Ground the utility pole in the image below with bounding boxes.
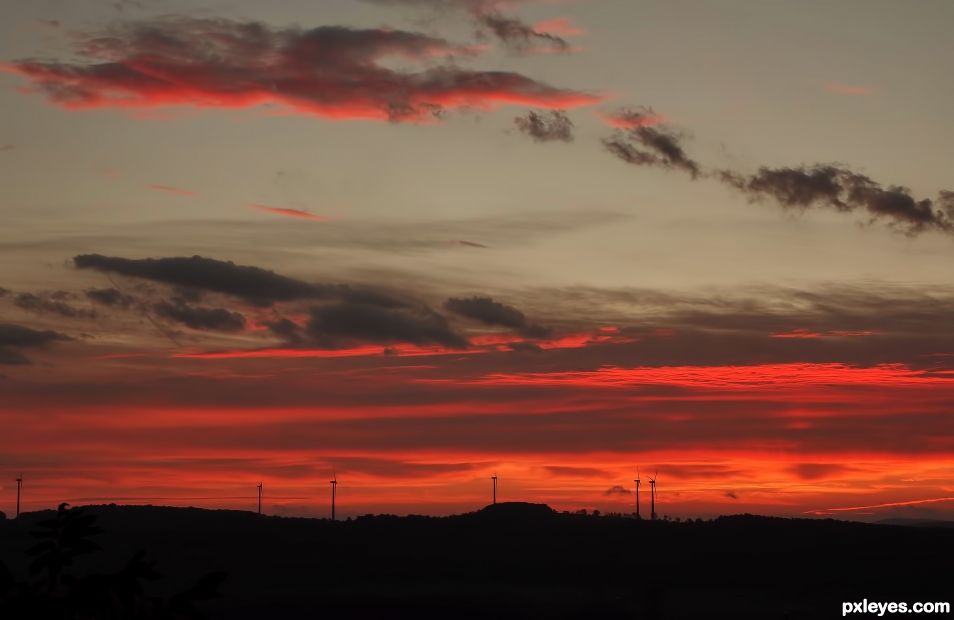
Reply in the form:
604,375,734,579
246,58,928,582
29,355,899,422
634,470,641,520
649,472,657,521
257,482,263,515
15,474,22,518
491,472,497,505
330,473,337,521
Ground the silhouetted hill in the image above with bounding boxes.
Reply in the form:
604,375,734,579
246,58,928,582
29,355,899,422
467,501,557,521
876,517,954,528
2,504,952,619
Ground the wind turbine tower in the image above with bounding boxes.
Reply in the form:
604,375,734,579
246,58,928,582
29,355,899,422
491,472,498,505
634,469,641,520
15,473,22,519
257,482,263,515
649,471,657,521
330,471,337,521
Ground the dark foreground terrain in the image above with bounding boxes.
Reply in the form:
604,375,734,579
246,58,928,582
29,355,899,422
1,502,952,619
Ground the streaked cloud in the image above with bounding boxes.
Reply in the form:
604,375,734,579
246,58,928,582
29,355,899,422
0,322,71,365
7,17,598,122
248,204,325,221
146,184,198,197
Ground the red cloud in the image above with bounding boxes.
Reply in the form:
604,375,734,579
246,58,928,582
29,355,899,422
600,109,669,129
6,17,600,122
771,329,875,339
770,329,822,339
476,363,954,390
249,204,325,221
533,17,586,37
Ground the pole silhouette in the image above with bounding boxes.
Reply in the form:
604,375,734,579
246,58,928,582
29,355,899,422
491,472,497,505
634,470,641,520
15,473,22,519
257,482,263,515
330,472,337,521
649,471,657,521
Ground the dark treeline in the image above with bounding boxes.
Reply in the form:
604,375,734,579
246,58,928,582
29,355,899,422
1,502,952,619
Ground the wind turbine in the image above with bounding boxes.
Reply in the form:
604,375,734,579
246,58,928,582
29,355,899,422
491,472,498,505
256,482,263,515
330,471,337,521
634,469,641,520
15,473,22,519
648,470,657,521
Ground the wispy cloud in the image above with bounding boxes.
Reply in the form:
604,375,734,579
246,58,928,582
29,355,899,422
809,496,954,515
534,17,586,38
362,0,573,54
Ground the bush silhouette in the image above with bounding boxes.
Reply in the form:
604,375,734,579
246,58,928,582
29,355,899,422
0,503,226,619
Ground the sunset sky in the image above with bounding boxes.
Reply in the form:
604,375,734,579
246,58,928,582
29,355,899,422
2,0,953,521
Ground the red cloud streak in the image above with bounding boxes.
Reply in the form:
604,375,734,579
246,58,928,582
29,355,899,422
533,17,586,37
2,358,953,518
248,204,325,221
600,110,669,129
5,18,600,122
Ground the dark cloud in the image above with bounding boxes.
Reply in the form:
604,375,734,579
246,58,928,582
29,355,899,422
172,287,204,303
724,491,739,500
454,240,488,248
154,299,246,332
0,323,71,365
445,296,524,327
603,107,701,178
362,0,569,54
0,323,70,348
508,341,542,352
471,282,954,371
13,292,96,319
604,485,631,495
514,109,574,142
789,463,854,481
0,349,30,365
444,296,550,338
478,13,568,54
719,165,954,235
599,105,950,236
939,190,954,217
307,301,468,349
74,253,422,311
9,17,596,122
85,287,136,308
74,254,329,306
263,318,305,344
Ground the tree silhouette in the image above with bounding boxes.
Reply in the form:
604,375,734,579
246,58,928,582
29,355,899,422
0,503,226,619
